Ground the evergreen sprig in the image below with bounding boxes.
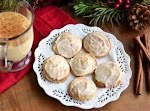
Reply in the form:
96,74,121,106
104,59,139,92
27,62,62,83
73,0,149,27
73,0,126,27
87,7,126,27
144,0,150,4
74,0,99,16
0,0,22,12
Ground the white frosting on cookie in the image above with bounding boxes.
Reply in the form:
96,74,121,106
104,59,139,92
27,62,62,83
83,32,111,57
43,55,70,81
70,52,97,76
69,77,97,101
53,32,82,58
95,62,122,88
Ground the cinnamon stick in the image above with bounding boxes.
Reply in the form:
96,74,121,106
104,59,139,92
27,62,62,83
133,37,143,95
142,34,150,92
134,35,150,63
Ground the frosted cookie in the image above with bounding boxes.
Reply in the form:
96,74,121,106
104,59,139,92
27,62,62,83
53,32,82,58
42,55,70,83
94,62,122,88
83,32,111,57
70,52,97,77
68,77,97,101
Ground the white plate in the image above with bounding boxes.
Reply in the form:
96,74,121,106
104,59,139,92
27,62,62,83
33,24,132,109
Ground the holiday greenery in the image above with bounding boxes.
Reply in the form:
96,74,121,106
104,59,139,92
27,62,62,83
73,0,150,30
0,0,22,11
0,0,150,30
0,0,70,11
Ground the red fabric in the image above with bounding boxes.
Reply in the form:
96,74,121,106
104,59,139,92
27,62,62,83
0,6,77,93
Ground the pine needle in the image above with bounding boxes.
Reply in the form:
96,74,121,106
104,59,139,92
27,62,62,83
143,0,150,4
0,0,22,12
73,0,99,16
73,0,126,27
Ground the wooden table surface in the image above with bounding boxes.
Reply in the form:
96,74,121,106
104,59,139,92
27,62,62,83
1,6,150,111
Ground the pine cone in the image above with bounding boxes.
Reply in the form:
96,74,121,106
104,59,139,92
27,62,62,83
128,3,150,30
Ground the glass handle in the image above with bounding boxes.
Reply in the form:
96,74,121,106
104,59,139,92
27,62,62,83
0,42,8,71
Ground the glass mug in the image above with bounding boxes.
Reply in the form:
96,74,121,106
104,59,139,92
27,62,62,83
0,0,34,72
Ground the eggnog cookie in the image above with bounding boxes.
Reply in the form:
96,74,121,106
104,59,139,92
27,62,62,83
68,77,97,101
42,55,70,83
94,62,122,88
83,32,111,57
53,32,82,58
70,52,97,77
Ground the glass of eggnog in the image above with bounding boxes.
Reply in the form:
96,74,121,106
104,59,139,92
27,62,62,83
0,0,34,72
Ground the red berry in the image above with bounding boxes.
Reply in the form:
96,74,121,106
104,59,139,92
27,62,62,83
124,4,130,9
114,3,120,9
117,0,123,4
125,0,130,4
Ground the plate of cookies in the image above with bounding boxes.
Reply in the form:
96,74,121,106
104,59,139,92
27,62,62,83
33,24,132,109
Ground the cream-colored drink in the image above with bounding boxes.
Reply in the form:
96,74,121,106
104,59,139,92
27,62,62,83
0,12,33,62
